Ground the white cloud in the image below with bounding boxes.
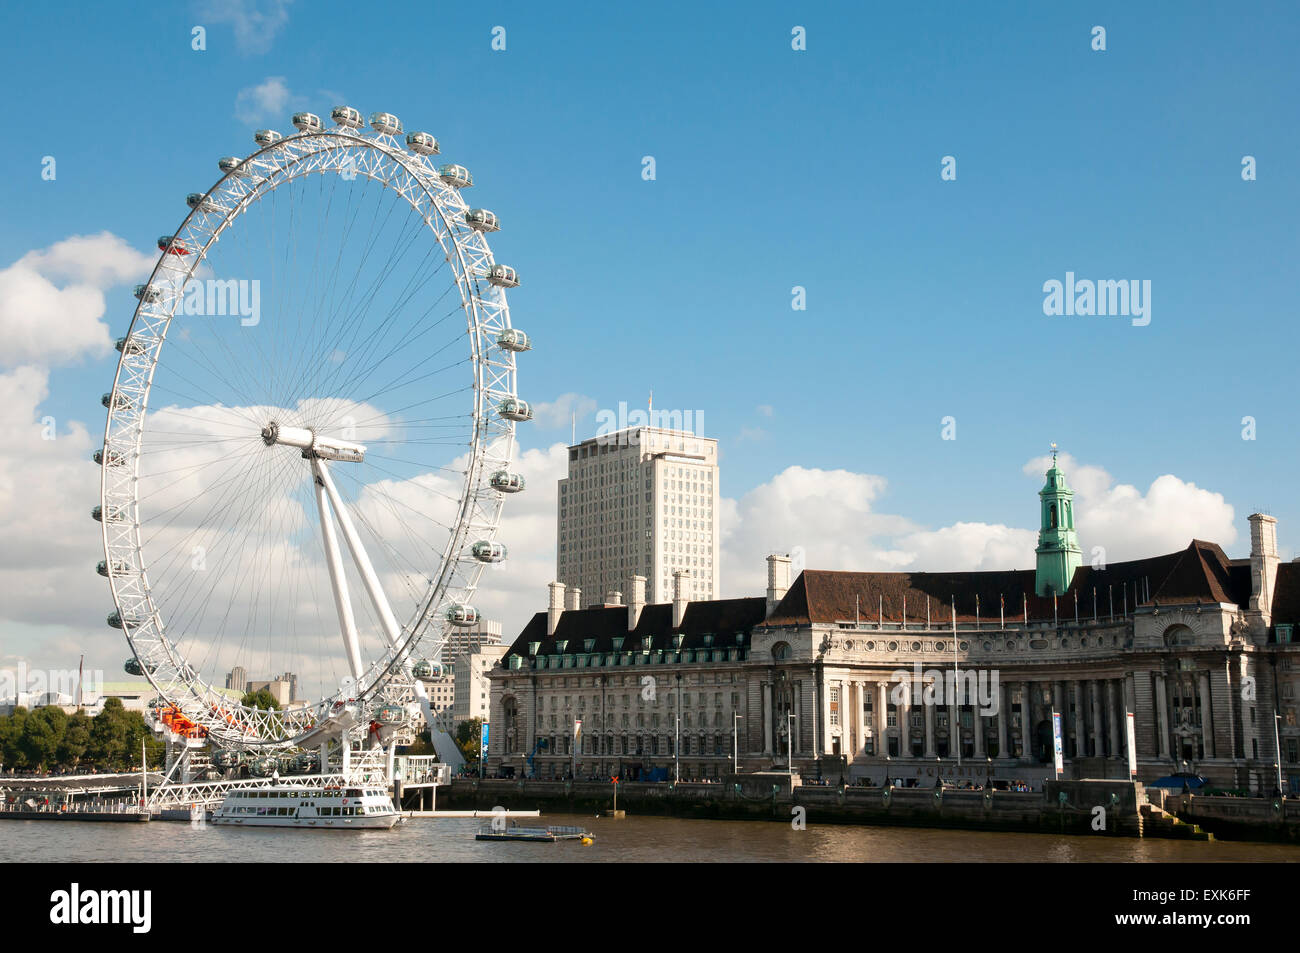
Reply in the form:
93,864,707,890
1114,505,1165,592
531,393,597,431
1021,453,1237,562
234,76,297,125
200,0,293,55
721,457,1239,598
0,233,153,368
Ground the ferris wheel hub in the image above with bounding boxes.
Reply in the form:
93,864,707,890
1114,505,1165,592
262,421,366,462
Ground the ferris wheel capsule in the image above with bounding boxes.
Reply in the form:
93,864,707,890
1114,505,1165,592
496,328,530,352
107,610,140,630
464,208,499,232
412,660,440,679
489,470,526,493
115,335,144,355
133,283,162,303
485,264,519,288
376,705,410,726
497,397,532,422
157,236,190,256
101,392,132,410
97,559,131,577
218,156,252,177
445,604,480,627
471,540,507,563
124,657,155,676
92,504,124,523
292,111,323,132
369,112,403,136
254,129,283,147
405,131,440,155
438,164,473,188
331,105,364,128
93,448,125,467
186,193,221,213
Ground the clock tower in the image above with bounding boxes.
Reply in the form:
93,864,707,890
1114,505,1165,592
1035,445,1082,597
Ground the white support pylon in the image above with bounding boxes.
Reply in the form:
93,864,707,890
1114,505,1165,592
312,460,365,680
315,458,403,648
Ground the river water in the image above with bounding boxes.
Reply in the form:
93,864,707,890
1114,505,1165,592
4,814,1299,862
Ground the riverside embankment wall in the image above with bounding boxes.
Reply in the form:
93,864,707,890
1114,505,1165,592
442,776,1144,837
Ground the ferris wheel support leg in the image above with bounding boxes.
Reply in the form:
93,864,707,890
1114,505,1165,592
314,458,403,648
311,459,364,680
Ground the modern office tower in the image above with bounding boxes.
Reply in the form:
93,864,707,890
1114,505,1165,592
557,425,719,606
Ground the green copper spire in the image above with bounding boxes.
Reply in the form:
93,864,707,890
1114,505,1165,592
1035,443,1082,597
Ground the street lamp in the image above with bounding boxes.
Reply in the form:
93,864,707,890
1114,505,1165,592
733,713,744,775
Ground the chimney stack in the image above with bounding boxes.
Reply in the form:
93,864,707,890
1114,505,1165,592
766,553,792,617
565,587,582,611
547,581,566,636
605,590,623,606
673,570,690,628
1248,513,1280,619
628,575,646,631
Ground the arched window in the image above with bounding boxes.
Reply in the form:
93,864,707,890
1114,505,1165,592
772,641,791,661
1049,503,1058,528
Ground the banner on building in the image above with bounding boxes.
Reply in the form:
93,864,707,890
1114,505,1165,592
1126,712,1137,778
1051,711,1064,779
480,722,489,760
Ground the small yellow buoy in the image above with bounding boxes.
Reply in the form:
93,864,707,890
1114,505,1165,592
581,836,593,845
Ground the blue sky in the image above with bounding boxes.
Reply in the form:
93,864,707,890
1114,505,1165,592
1,0,1296,674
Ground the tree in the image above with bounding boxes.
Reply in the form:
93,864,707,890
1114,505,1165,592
0,707,29,771
89,697,132,769
455,717,484,764
21,706,68,771
58,710,92,768
241,688,281,711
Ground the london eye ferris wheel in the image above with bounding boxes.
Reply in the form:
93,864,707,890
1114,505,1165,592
96,106,531,752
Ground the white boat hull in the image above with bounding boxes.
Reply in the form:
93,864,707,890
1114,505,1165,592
212,813,399,830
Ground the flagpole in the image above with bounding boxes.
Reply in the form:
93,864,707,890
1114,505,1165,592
953,596,960,769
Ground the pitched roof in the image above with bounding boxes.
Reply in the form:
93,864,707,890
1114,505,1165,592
501,597,767,663
762,540,1253,627
1273,561,1300,627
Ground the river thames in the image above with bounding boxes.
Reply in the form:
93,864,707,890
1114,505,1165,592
5,814,1299,863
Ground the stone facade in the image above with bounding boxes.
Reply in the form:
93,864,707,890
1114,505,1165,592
489,510,1300,792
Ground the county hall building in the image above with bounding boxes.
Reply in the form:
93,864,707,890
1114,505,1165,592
486,456,1299,792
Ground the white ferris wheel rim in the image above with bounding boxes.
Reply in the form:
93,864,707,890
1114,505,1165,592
98,114,521,749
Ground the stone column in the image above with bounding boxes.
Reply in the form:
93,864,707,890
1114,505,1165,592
899,677,912,758
1198,671,1213,759
1020,683,1034,761
1154,674,1171,760
763,682,773,754
877,681,888,756
1107,680,1120,757
1090,681,1103,757
996,683,1009,759
1072,680,1086,760
923,683,935,758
